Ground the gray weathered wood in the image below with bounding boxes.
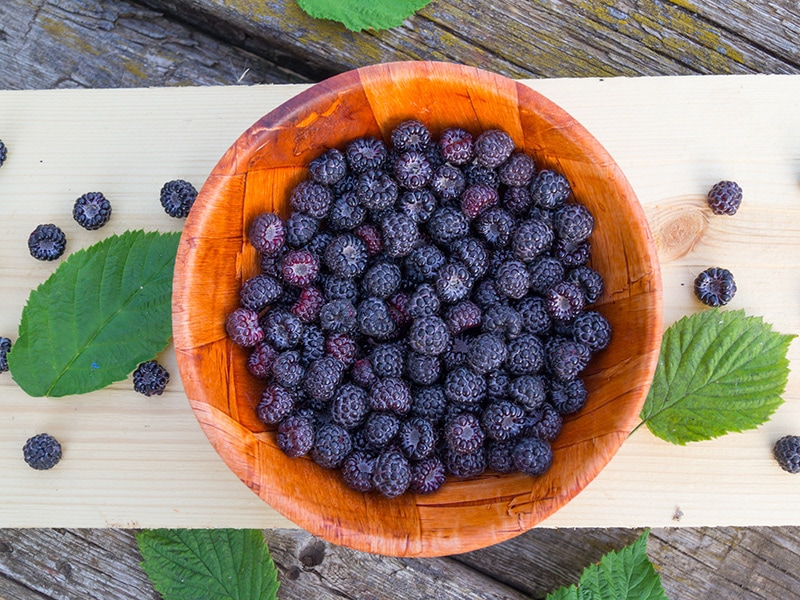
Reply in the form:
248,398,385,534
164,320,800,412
0,0,311,90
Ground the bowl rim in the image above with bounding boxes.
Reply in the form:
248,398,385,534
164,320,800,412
173,60,664,557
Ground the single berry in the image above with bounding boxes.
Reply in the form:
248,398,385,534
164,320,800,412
486,368,511,401
261,309,304,350
508,374,547,411
773,435,800,474
257,384,295,424
311,423,352,469
319,299,357,334
393,151,433,190
132,360,170,396
427,207,469,246
323,276,358,303
290,180,332,219
226,308,264,347
445,301,482,335
451,237,489,279
466,333,508,375
370,343,407,379
303,356,344,402
513,437,553,476
444,447,486,479
0,139,7,167
240,274,283,311
554,204,594,243
361,261,401,299
512,219,554,263
405,244,446,284
398,417,437,460
354,223,383,256
281,249,320,287
546,337,591,381
364,411,401,448
387,291,411,328
481,304,523,340
472,279,502,311
445,411,485,454
371,449,412,498
523,404,563,442
550,378,589,415
707,180,742,215
572,310,612,351
475,207,515,247
464,163,500,188
284,212,320,248
351,358,377,389
474,129,514,168
391,119,431,152
553,238,591,267
430,163,466,201
160,179,197,218
516,296,552,335
439,127,474,165
498,152,536,187
325,333,357,366
0,337,12,372
356,297,396,339
444,366,486,406
567,266,605,304
341,451,375,492
694,267,736,307
506,334,546,376
529,256,565,295
486,440,517,473
482,400,526,441
356,169,398,211
407,284,441,318
346,137,387,173
324,234,368,279
434,261,473,304
28,223,66,261
73,192,112,230
503,185,533,215
530,170,570,209
398,189,437,223
460,184,499,220
442,335,470,370
291,285,325,323
272,350,305,387
380,212,418,258
23,433,62,470
410,456,447,494
309,148,347,185
328,192,367,232
248,212,285,256
277,415,314,458
408,315,451,356
405,352,441,385
369,377,412,415
546,280,586,321
495,260,531,300
330,383,370,429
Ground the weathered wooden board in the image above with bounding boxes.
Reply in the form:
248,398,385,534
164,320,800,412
0,75,799,531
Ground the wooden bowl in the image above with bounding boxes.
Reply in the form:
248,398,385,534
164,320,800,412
172,61,663,557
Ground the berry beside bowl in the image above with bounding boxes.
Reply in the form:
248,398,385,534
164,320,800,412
172,61,663,557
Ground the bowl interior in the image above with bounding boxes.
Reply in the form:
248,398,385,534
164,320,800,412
172,61,663,557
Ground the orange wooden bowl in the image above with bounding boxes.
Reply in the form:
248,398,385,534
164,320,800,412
172,61,663,557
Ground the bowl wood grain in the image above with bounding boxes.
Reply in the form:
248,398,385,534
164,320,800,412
172,61,663,557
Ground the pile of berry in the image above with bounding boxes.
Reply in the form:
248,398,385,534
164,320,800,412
226,120,611,498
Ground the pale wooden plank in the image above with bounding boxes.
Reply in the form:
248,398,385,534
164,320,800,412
0,76,799,530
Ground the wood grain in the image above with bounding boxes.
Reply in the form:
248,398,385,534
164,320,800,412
0,75,799,536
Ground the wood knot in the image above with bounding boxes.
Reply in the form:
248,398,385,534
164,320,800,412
298,539,326,568
646,196,709,263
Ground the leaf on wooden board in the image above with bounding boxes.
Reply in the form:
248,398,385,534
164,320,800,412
296,0,432,31
8,230,180,397
546,530,667,600
639,308,795,445
137,529,280,600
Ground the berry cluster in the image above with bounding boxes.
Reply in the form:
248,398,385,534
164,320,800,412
227,121,612,498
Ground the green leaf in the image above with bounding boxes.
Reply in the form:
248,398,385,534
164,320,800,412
8,230,180,397
639,308,795,445
546,530,667,600
137,529,279,600
296,0,432,31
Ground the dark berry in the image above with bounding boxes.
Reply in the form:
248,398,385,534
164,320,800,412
513,437,553,476
351,358,377,389
572,310,612,351
132,360,170,396
412,386,448,423
387,291,411,328
398,189,437,223
160,179,197,218
694,267,736,307
546,281,585,323
380,212,418,258
319,299,357,334
434,261,473,304
445,411,485,454
707,180,742,215
410,456,447,494
226,308,264,347
391,119,431,152
281,249,320,287
285,212,320,248
0,337,11,372
341,451,375,492
444,447,486,479
277,415,314,458
427,207,469,246
409,315,451,356
503,186,533,215
482,401,526,441
393,151,433,190
530,169,570,209
498,152,536,187
328,192,367,232
472,279,503,311
464,163,500,188
0,139,7,167
28,223,66,261
407,284,441,318
357,297,396,339
445,301,482,335
311,423,352,469
550,378,588,415
291,286,325,323
354,223,383,256
524,403,563,442
364,411,401,448
567,266,605,304
240,274,283,311
325,333,357,366
305,231,334,259
486,368,511,401
773,435,800,474
466,333,508,375
512,219,554,263
486,440,517,473
23,433,62,470
481,304,523,340
361,261,401,299
73,192,112,230
444,366,486,406
323,276,359,303
529,256,565,295
460,184,499,220
304,356,344,402
554,204,594,243
508,374,548,411
495,260,531,300
356,169,397,211
272,350,305,387
309,148,347,185
405,245,446,284
546,337,591,381
405,351,441,385
442,335,471,370
369,377,412,415
474,129,514,168
257,384,295,424
260,250,287,282
324,234,368,279
516,296,552,335
345,137,387,174
399,417,437,460
506,334,545,376
290,180,332,219
475,207,515,247
439,127,474,165
372,449,412,498
451,238,489,279
553,238,591,267
430,163,466,201
370,343,407,378
330,383,370,429
261,309,304,350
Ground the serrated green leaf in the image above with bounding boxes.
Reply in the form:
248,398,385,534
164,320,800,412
137,529,279,600
546,531,667,600
296,0,432,31
640,309,795,445
8,230,180,397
